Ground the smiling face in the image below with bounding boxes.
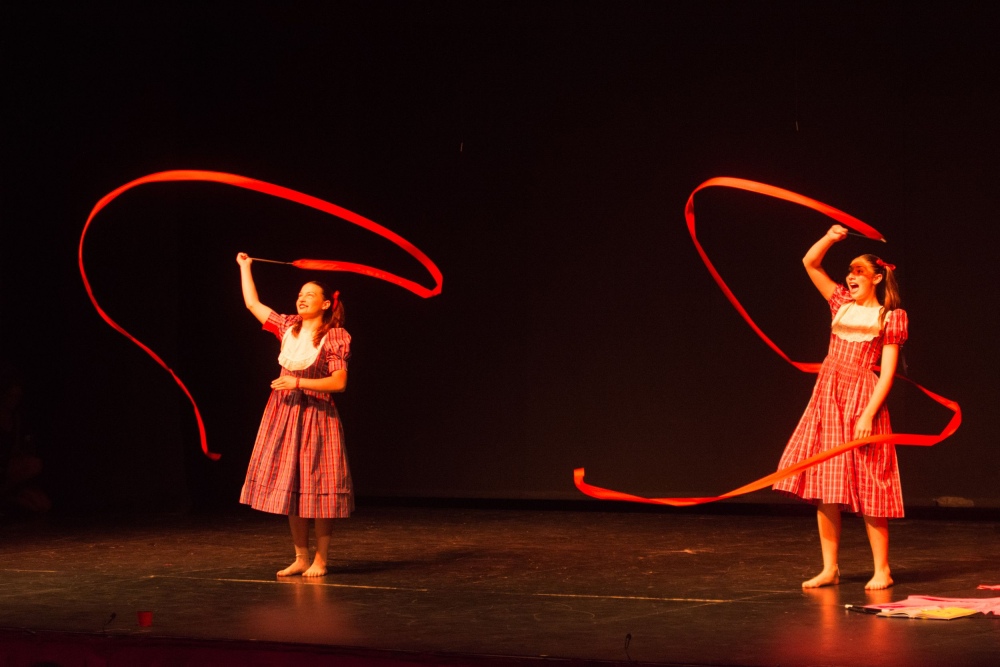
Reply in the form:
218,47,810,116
296,282,331,319
846,257,883,304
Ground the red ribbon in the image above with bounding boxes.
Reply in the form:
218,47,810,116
79,170,443,460
575,177,961,506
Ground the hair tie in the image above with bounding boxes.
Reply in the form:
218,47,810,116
331,290,340,310
876,258,896,272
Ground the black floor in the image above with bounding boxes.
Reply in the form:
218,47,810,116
1,504,998,666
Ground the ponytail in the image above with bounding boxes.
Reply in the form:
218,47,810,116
861,254,900,327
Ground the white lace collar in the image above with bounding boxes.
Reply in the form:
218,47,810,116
832,302,883,342
278,328,321,370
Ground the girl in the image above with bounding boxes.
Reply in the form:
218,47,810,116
773,225,907,591
236,252,353,577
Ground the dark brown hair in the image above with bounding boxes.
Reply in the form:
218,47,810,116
857,254,900,327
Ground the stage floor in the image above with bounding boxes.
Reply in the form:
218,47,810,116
1,504,998,666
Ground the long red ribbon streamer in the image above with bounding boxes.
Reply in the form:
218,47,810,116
575,177,961,506
79,170,444,460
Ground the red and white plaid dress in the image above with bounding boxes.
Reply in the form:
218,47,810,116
240,312,354,518
773,285,908,517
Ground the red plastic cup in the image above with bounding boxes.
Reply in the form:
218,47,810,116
137,611,153,627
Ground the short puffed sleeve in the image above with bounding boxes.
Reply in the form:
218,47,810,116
883,309,908,346
322,328,352,374
829,284,852,318
262,312,301,341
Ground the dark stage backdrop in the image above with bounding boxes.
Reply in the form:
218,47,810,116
3,2,997,514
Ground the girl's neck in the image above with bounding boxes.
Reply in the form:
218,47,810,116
854,294,881,308
299,316,323,332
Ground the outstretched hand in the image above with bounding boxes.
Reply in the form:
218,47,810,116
237,252,252,267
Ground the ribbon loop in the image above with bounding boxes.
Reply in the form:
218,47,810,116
80,170,443,459
575,178,960,505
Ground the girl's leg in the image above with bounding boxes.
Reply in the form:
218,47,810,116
277,514,312,576
803,503,841,588
303,518,332,577
863,515,893,590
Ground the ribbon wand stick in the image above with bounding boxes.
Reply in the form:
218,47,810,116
248,256,293,265
846,230,887,242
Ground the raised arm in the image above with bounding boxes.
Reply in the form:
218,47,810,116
802,225,848,300
236,253,275,324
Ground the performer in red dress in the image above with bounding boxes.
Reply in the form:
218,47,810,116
773,225,907,590
236,252,353,577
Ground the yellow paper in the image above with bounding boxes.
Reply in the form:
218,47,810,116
877,606,979,620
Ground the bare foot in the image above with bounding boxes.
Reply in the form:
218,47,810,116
802,568,840,588
277,556,310,577
865,570,893,590
302,558,327,577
